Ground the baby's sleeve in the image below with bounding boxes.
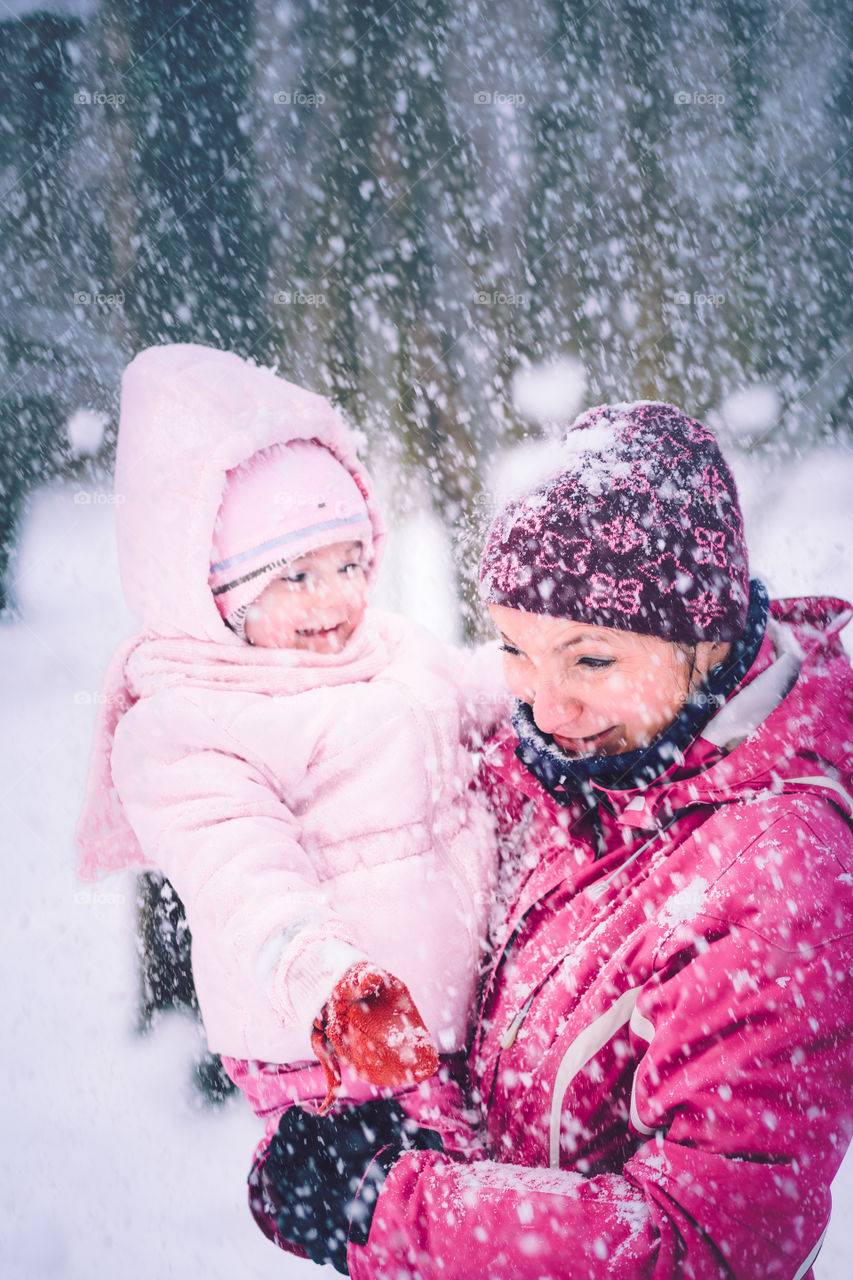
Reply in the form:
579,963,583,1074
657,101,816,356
111,691,364,1056
452,639,512,744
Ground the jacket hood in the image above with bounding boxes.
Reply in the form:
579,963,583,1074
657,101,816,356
702,595,853,812
114,343,385,644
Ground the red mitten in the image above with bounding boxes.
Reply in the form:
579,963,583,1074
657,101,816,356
311,961,439,1112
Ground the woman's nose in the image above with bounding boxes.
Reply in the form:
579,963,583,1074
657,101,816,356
530,674,584,736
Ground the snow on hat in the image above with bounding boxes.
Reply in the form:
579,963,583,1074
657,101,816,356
209,440,374,639
480,401,749,642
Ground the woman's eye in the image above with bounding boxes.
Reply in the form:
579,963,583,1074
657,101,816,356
500,643,523,657
577,656,615,670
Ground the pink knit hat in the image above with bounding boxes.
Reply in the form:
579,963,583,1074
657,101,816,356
209,440,374,639
480,401,749,642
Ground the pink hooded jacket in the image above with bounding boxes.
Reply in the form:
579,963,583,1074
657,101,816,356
344,597,853,1280
76,344,503,1064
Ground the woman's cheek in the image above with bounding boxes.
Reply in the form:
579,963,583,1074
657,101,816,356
603,668,633,706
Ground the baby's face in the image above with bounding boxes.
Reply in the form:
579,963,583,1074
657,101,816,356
243,540,368,652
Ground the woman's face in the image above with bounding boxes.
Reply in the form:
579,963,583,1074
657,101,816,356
489,603,730,756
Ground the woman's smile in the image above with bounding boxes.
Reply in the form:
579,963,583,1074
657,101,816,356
552,725,621,755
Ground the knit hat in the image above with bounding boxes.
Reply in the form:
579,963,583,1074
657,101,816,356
209,440,374,639
480,401,749,642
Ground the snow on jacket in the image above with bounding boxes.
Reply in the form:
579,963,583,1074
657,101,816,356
76,343,503,1063
346,596,853,1280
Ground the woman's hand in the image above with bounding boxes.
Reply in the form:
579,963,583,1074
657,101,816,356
261,1098,444,1273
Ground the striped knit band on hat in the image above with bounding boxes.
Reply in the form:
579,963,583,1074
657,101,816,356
480,401,749,643
209,440,374,640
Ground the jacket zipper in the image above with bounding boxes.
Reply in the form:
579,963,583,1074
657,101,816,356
484,813,688,1114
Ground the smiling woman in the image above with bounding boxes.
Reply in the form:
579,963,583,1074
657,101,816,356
260,400,853,1280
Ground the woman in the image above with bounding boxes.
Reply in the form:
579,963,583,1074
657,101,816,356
250,401,853,1279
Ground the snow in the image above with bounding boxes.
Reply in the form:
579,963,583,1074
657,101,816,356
3,466,852,1277
66,407,108,457
1,484,308,1279
485,437,575,508
732,446,853,640
716,384,781,443
660,877,710,927
378,500,462,644
511,358,587,426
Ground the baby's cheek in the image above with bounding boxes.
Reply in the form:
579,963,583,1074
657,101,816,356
245,600,290,648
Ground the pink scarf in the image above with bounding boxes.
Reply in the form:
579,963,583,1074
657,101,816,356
75,620,394,880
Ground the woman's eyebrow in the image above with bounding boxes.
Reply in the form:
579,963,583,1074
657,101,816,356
556,633,613,652
497,630,523,650
497,630,616,652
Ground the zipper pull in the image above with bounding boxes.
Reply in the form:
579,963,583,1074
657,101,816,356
500,992,536,1049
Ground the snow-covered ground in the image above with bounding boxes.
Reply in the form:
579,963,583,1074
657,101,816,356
2,437,852,1276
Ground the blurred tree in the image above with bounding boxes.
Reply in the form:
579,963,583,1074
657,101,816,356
119,0,269,355
113,0,267,1096
249,0,850,625
0,12,114,611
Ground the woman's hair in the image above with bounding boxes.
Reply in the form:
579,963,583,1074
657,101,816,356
480,401,749,643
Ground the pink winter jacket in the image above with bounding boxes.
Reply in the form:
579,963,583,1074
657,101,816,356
346,597,853,1280
76,344,503,1065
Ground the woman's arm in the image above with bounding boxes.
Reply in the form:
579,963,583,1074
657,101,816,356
346,806,853,1279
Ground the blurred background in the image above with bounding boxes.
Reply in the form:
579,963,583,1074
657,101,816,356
1,1,851,1276
1,0,852,623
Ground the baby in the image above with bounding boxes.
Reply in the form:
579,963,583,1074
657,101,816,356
76,344,501,1143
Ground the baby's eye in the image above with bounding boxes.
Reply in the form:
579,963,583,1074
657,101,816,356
577,656,615,669
340,562,362,576
283,571,306,585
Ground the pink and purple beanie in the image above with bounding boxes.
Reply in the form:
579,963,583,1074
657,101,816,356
209,440,374,639
480,401,749,643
